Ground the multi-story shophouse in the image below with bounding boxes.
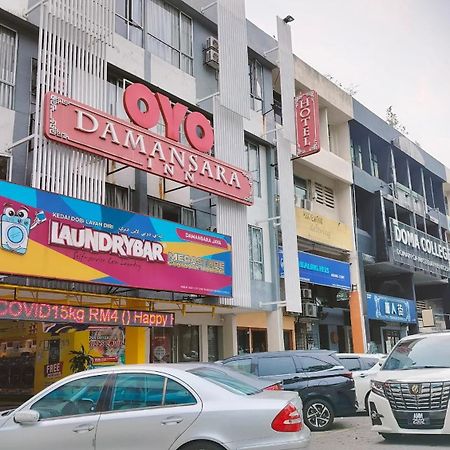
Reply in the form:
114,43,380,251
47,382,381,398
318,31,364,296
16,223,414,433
351,100,450,353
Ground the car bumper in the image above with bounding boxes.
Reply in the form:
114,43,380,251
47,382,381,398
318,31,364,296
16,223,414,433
369,392,450,434
233,427,311,450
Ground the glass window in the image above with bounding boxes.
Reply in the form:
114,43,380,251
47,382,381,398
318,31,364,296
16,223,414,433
111,373,164,410
258,356,296,376
146,0,193,75
207,326,222,362
249,59,263,112
0,155,10,180
248,226,264,280
294,177,308,206
298,356,335,373
245,141,261,197
351,142,363,169
0,24,17,109
371,152,379,178
361,357,379,371
105,183,131,210
32,375,108,419
188,368,260,395
177,325,200,362
164,378,196,405
148,197,196,226
115,0,143,46
339,357,361,372
223,358,253,374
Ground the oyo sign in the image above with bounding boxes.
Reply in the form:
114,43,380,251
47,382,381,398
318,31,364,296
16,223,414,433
43,84,253,205
295,90,320,158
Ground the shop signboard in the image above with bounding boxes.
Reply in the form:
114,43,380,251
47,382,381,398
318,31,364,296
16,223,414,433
0,180,232,296
295,90,320,157
43,85,253,205
0,300,175,327
279,251,351,290
389,218,449,278
366,292,417,324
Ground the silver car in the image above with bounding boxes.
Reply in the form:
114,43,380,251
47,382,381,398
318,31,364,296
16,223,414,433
0,363,310,450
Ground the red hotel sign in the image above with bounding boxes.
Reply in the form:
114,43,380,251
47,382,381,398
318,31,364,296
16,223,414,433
43,84,253,205
0,300,175,328
295,90,320,157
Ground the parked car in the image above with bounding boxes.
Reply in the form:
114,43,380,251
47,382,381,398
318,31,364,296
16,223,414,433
0,363,310,450
222,350,357,431
369,332,450,440
336,353,385,412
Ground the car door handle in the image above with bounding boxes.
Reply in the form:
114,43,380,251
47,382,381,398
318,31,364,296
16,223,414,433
161,416,183,425
73,424,95,433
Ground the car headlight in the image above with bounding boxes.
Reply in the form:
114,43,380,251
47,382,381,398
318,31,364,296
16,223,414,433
371,380,385,398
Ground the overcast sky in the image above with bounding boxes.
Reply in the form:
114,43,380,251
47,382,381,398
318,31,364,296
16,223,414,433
245,0,450,170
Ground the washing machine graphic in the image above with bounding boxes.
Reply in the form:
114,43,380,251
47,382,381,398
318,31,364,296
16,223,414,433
1,206,32,255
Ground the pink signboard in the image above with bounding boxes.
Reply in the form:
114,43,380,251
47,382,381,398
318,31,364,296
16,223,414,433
295,90,321,158
43,86,253,205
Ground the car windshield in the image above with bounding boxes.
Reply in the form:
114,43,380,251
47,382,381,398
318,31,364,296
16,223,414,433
188,368,261,395
383,335,450,370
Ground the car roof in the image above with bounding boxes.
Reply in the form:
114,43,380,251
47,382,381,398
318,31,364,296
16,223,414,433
398,331,450,342
336,353,384,359
225,349,337,359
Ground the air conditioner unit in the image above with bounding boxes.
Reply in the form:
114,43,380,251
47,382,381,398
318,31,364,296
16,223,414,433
303,302,318,318
205,48,219,70
300,198,312,210
301,288,312,299
206,36,219,51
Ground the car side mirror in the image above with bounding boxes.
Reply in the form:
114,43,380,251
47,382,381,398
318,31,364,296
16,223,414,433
14,410,40,424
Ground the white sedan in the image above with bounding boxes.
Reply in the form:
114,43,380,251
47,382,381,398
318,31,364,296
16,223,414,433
0,363,310,450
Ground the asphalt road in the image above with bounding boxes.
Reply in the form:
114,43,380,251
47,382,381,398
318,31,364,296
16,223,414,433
310,415,450,449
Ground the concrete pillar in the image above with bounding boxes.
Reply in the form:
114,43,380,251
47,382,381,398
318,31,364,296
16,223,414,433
200,324,209,362
266,308,284,351
125,327,149,364
222,314,237,358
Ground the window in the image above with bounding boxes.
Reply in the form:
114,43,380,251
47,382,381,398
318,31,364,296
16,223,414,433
351,141,363,168
105,183,132,210
110,373,195,410
258,356,296,376
361,357,379,371
115,0,143,46
107,77,132,119
32,375,108,419
148,196,196,226
0,155,10,180
273,91,282,125
297,356,335,373
314,182,335,208
371,152,379,178
177,324,200,362
207,326,222,362
249,59,263,112
248,225,264,280
245,141,261,197
0,24,17,109
339,357,361,372
223,358,253,375
294,177,309,206
147,0,193,75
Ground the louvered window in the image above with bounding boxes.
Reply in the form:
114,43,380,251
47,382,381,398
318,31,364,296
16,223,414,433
315,182,335,208
0,24,17,109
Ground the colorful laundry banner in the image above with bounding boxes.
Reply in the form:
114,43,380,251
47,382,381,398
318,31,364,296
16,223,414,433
0,181,232,297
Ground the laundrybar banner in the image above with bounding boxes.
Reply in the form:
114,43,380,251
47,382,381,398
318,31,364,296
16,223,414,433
0,300,174,327
366,293,417,324
389,218,449,278
279,250,351,290
0,181,232,296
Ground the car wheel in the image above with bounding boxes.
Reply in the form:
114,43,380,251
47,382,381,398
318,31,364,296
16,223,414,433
180,441,224,450
303,399,335,431
380,433,400,441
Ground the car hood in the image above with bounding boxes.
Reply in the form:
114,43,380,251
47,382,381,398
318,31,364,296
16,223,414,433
373,368,450,383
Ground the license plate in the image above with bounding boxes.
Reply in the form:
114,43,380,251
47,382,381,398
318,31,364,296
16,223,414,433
408,412,430,426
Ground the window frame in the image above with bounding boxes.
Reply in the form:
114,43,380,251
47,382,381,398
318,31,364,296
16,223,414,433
245,140,261,198
249,58,264,112
115,0,144,47
0,23,18,110
248,225,264,281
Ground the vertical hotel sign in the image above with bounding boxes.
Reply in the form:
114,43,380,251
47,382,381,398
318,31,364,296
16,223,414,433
295,91,320,157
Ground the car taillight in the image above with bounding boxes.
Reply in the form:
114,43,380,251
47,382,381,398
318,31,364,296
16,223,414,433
343,371,353,379
271,403,303,432
264,383,282,391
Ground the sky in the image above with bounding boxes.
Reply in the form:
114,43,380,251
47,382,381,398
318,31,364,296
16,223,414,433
245,0,450,170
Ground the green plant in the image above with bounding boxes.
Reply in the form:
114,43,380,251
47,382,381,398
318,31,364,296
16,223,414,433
69,345,94,373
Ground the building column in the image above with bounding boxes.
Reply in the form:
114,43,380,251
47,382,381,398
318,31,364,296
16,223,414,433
349,290,365,353
200,324,209,362
266,308,284,351
125,327,149,364
222,314,237,358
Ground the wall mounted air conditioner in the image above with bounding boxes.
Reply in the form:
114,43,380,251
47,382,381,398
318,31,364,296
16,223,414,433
206,36,219,51
301,288,312,299
300,198,312,210
205,48,219,70
303,302,318,318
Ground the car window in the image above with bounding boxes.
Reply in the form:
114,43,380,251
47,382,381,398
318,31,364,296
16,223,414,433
111,373,195,411
31,374,108,419
297,356,335,373
361,358,379,371
339,357,361,371
222,358,253,374
258,356,296,376
189,367,261,395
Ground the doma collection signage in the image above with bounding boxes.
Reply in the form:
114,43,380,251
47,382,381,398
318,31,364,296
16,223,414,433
43,84,253,205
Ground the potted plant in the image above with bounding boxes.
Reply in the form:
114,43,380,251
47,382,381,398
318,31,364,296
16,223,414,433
69,345,94,373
